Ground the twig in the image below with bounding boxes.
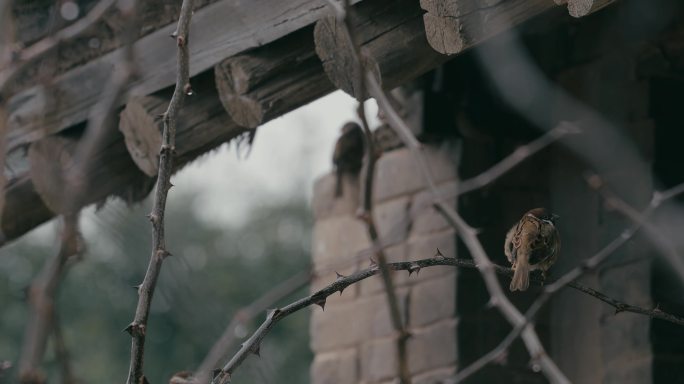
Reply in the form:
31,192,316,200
458,121,580,195
52,311,76,384
210,254,684,384
18,214,82,383
16,3,140,380
360,56,570,384
0,0,118,96
194,270,310,383
335,0,412,380
586,173,684,282
125,1,196,383
452,181,684,382
65,0,141,215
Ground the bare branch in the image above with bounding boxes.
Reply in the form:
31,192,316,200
586,174,684,282
194,270,310,383
360,49,570,384
0,0,119,96
329,0,413,381
18,214,83,383
125,1,196,383
211,252,684,383
452,181,684,382
458,121,581,195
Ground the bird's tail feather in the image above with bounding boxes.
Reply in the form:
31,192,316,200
510,256,530,291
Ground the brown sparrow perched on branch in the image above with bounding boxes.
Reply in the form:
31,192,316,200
332,122,365,197
504,208,560,291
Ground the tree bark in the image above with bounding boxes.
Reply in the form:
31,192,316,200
214,27,334,128
314,0,448,100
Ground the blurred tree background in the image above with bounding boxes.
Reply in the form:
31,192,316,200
0,189,313,383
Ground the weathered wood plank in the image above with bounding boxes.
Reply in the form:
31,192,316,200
7,0,361,151
215,27,334,128
314,0,449,99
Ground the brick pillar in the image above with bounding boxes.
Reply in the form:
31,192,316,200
310,144,459,383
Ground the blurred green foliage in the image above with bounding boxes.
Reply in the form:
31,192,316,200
0,194,313,383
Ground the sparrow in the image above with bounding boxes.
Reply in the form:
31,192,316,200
504,208,560,291
332,122,365,197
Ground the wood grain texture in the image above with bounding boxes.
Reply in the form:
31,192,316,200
7,0,361,151
420,0,556,56
314,0,448,99
214,27,334,128
566,0,616,17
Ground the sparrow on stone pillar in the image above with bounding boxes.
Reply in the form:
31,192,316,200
332,122,364,197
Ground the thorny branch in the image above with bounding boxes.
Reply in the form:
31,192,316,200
360,31,571,384
586,173,684,282
208,252,684,384
125,0,196,383
17,215,82,383
17,1,140,381
194,271,310,383
316,121,580,277
333,0,412,381
452,181,684,382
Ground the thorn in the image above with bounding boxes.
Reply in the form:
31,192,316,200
170,30,178,38
408,263,421,276
123,323,134,335
434,248,445,260
335,271,346,280
123,322,145,337
132,284,142,291
183,83,193,96
146,213,158,223
253,345,261,357
314,297,327,310
369,257,378,268
266,308,281,319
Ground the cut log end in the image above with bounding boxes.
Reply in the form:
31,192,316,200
567,0,615,18
313,15,384,99
422,13,466,56
119,96,166,177
222,95,264,129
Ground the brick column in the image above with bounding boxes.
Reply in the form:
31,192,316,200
310,144,459,383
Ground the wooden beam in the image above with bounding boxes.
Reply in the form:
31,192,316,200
1,175,52,246
555,0,617,18
119,73,247,176
6,0,361,152
314,0,448,99
28,129,154,215
214,27,334,128
420,0,557,56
